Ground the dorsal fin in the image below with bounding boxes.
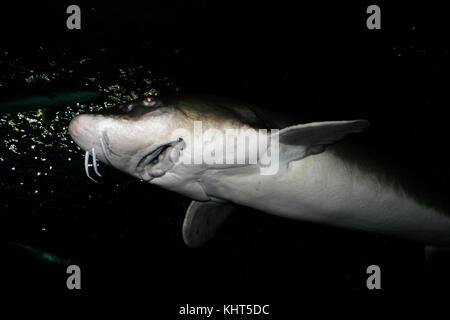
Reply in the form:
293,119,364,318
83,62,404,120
261,120,370,166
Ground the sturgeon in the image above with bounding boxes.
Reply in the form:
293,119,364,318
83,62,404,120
68,95,450,252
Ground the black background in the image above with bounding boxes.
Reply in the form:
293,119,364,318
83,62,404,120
0,0,449,316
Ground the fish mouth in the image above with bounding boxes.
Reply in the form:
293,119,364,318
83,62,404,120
135,138,185,181
80,130,185,183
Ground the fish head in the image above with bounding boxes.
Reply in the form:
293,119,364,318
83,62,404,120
68,95,261,198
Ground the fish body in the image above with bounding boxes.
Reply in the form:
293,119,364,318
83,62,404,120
68,95,450,248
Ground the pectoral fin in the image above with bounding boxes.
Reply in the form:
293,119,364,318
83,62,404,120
182,200,233,248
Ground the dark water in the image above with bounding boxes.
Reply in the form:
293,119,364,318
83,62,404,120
0,0,449,314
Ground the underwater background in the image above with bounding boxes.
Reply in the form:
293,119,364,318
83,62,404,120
0,0,449,313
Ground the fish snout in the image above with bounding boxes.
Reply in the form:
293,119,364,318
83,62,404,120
69,114,91,139
69,114,102,153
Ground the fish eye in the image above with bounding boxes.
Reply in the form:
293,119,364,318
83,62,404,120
143,97,157,107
